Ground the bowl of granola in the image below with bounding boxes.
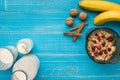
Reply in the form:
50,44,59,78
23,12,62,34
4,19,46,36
86,28,120,64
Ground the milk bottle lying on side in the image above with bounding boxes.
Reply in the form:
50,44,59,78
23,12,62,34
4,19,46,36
12,54,40,80
0,46,18,70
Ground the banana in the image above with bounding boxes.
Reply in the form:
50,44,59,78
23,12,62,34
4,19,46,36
79,1,120,12
94,11,120,25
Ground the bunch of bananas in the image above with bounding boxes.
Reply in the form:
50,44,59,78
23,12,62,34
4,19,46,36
79,0,120,25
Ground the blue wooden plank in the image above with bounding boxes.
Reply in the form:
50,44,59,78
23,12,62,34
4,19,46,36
35,77,120,80
0,0,4,10
0,34,87,54
1,11,120,33
4,0,120,11
1,57,120,79
5,0,79,11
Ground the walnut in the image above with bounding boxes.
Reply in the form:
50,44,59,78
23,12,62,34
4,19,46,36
79,12,87,21
66,17,74,26
70,9,78,17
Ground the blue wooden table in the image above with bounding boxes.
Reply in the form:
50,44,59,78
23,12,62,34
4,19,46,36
1,0,120,80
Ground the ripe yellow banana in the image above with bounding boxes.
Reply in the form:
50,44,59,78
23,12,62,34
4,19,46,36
79,1,120,12
94,11,120,25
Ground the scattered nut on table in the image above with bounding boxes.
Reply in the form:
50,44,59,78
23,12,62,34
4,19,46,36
66,17,74,26
79,12,87,21
70,9,78,17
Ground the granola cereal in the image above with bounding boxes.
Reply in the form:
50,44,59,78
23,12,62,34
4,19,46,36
87,29,116,61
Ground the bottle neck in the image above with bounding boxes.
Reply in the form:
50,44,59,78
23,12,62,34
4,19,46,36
12,70,28,80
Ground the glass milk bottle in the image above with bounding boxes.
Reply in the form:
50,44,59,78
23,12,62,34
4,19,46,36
12,54,40,80
0,46,18,70
16,38,33,54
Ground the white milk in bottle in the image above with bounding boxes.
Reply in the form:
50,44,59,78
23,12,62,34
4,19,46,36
0,46,18,70
12,54,40,80
16,38,33,54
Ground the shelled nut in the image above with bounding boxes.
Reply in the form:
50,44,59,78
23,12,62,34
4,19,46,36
70,9,78,17
66,17,74,26
79,12,87,21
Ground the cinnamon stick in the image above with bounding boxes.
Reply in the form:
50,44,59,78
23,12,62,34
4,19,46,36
73,22,88,41
64,32,83,36
70,26,79,31
70,23,87,31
